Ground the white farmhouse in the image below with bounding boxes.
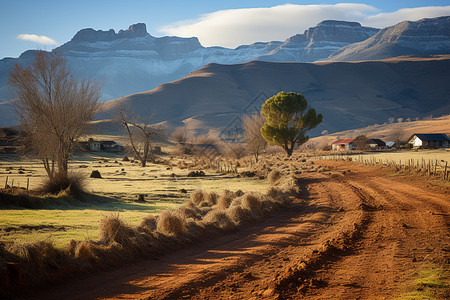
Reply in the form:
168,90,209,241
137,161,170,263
407,133,450,148
332,138,356,151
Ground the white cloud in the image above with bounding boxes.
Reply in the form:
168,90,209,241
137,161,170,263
363,6,450,28
159,3,450,48
17,34,58,45
160,3,377,48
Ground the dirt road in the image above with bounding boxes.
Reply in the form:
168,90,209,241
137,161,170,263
27,161,449,299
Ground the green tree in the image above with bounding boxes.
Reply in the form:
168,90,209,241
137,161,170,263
261,92,322,156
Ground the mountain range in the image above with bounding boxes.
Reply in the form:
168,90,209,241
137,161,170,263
0,19,380,103
0,16,449,135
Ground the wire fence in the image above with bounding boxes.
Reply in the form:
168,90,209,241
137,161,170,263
317,153,450,181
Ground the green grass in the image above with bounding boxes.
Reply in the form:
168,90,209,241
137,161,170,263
400,265,449,300
0,197,181,247
0,153,269,248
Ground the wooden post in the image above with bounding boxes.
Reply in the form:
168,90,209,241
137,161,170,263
4,176,7,189
27,178,30,190
444,162,448,180
434,159,437,176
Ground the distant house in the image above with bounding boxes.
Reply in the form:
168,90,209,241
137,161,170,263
80,138,101,151
407,133,450,148
366,138,386,149
332,138,356,151
80,139,123,152
386,141,396,149
101,141,123,152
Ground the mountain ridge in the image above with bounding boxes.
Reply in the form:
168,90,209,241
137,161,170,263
330,16,450,61
0,20,380,103
95,55,450,137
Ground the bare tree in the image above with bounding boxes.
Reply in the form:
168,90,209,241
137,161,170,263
9,51,101,186
354,135,368,150
390,125,406,148
242,112,267,162
171,126,189,145
119,108,166,167
171,126,192,155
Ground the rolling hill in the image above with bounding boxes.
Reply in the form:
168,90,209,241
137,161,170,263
95,55,450,137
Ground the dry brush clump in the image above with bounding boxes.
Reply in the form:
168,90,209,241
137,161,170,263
268,169,282,185
0,171,300,295
156,211,186,237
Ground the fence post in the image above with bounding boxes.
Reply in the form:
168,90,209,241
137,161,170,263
444,162,448,181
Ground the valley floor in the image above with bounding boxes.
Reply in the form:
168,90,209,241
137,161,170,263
25,161,449,299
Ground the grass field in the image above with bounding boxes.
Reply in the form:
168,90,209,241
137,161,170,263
0,152,268,247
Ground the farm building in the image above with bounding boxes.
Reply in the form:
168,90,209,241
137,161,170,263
79,138,101,151
407,133,450,148
101,141,123,152
332,138,356,151
79,139,123,152
366,138,386,149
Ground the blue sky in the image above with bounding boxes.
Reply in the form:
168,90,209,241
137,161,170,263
1,0,450,58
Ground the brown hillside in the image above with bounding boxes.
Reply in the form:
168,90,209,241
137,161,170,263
308,114,450,148
97,55,450,136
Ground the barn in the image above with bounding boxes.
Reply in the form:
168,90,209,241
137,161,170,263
407,133,450,148
332,138,356,151
366,138,386,149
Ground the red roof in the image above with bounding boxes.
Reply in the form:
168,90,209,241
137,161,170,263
332,138,355,144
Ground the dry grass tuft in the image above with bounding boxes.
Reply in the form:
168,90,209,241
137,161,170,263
138,215,158,233
203,210,235,230
8,241,66,281
39,173,86,196
226,206,250,225
241,194,263,219
268,169,282,185
99,215,135,246
74,241,96,260
176,206,201,220
157,211,186,237
216,190,234,210
190,189,207,206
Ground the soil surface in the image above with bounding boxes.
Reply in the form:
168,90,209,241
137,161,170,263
25,160,450,299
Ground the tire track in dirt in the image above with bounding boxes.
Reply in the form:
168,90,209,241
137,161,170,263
24,160,449,299
300,161,450,300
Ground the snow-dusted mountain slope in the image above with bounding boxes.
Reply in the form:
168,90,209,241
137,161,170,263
259,20,379,62
329,16,450,61
0,21,377,104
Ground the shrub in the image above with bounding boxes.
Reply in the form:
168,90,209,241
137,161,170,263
175,207,201,220
74,241,96,260
190,189,207,206
89,170,102,178
156,211,186,237
203,210,234,230
138,215,158,233
226,206,250,225
216,190,234,210
39,173,86,196
241,194,263,219
99,215,135,246
268,169,282,185
205,191,218,206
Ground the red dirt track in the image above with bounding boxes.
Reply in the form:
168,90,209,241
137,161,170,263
27,160,449,299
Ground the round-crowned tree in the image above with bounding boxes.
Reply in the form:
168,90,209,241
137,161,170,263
261,92,322,156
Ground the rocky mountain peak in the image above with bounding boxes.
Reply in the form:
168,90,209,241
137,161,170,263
117,23,148,39
304,20,379,43
317,20,362,27
71,23,150,43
